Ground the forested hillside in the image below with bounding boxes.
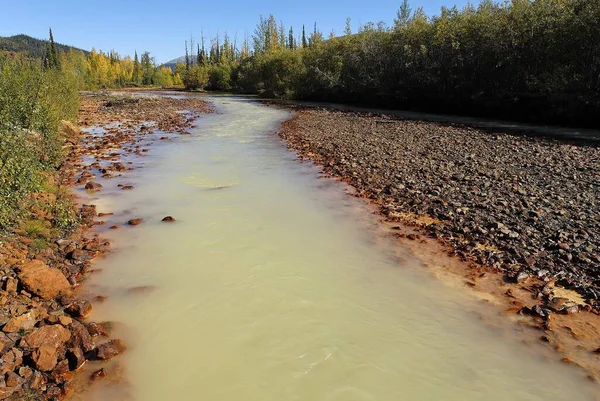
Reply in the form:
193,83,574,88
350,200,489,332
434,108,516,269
179,0,599,127
0,30,182,89
0,33,88,58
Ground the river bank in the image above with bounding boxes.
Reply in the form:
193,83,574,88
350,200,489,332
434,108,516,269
0,92,210,400
276,107,600,380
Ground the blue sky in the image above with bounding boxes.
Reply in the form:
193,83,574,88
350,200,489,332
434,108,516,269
1,0,470,63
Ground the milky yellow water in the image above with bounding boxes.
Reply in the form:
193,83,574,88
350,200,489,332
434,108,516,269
76,95,598,401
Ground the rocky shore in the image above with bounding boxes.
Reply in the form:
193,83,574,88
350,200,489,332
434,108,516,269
0,92,209,400
277,107,600,376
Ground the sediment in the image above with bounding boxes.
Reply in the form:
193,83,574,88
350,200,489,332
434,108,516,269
0,92,210,400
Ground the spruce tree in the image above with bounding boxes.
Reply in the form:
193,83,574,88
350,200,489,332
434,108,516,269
189,36,195,65
44,28,61,70
288,27,295,50
185,41,190,69
141,51,153,85
200,33,207,65
49,28,57,67
278,21,286,49
43,41,52,70
302,25,307,48
133,51,140,84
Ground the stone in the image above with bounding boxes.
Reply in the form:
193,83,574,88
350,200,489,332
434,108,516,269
17,260,72,300
90,368,107,381
59,315,73,326
0,333,14,353
80,204,97,219
45,386,63,398
516,272,530,283
21,325,71,349
565,305,580,314
86,322,113,337
0,387,16,399
96,339,127,360
28,370,45,389
63,380,74,398
68,320,95,353
127,218,144,226
1,348,23,374
18,366,33,379
4,277,18,293
84,181,103,191
5,370,24,388
50,359,72,382
2,309,38,333
69,249,94,262
58,295,75,307
548,297,577,313
113,162,126,171
66,300,92,318
162,216,176,222
32,345,58,371
533,304,548,317
60,120,81,139
67,347,86,371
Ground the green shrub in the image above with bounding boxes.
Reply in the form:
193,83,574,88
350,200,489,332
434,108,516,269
0,55,79,232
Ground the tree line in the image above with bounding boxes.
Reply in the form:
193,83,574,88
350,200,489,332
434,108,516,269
180,0,599,127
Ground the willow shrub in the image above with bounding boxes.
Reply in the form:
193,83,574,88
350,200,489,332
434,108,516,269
0,54,79,231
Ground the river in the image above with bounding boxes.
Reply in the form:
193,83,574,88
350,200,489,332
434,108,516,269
74,94,597,400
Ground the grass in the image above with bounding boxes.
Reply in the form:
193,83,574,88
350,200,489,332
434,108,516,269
22,219,51,239
29,238,50,252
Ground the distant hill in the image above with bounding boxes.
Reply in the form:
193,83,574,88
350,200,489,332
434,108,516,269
162,55,188,71
0,34,88,59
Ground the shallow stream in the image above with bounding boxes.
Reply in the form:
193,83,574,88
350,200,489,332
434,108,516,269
76,95,597,400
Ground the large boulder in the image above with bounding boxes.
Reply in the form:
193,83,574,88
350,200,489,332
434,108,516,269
21,325,71,349
60,120,82,144
17,260,71,300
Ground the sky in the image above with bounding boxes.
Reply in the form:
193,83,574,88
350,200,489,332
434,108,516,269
0,0,470,64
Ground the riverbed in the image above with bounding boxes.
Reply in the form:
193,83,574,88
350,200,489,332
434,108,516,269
75,95,598,400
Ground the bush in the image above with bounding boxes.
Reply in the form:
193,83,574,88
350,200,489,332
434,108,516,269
208,64,232,91
182,64,209,90
0,54,79,232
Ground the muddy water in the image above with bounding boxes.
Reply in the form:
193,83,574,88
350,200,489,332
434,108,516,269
78,95,597,400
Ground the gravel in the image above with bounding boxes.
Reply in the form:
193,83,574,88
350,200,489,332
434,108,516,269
278,109,600,306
